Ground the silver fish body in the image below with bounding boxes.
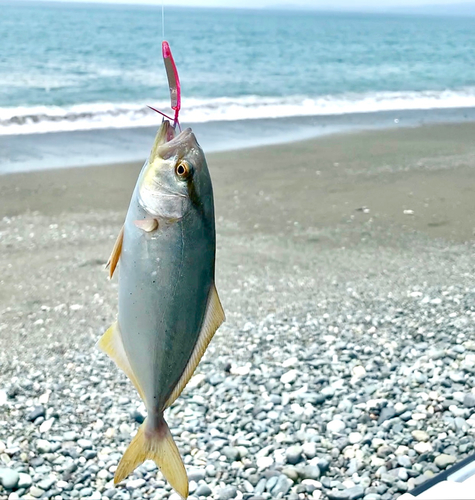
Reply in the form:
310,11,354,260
100,122,224,498
119,147,215,414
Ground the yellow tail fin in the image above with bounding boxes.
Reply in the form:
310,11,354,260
114,418,188,499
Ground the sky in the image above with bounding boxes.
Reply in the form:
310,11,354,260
12,0,475,8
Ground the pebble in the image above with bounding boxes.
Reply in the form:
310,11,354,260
321,387,336,398
222,446,240,462
280,370,298,384
346,486,365,500
378,407,396,424
301,479,322,492
195,484,212,497
327,489,350,500
189,470,207,482
26,406,45,422
327,419,346,434
411,430,429,442
297,465,321,480
463,391,475,407
126,478,146,489
302,442,317,459
256,456,274,469
286,445,303,464
77,439,93,450
434,454,457,469
29,486,45,498
414,442,433,454
271,474,293,496
17,473,32,489
39,418,55,434
0,468,20,489
349,432,363,444
216,485,237,500
36,439,52,454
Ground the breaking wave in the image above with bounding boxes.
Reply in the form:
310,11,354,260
3,89,475,135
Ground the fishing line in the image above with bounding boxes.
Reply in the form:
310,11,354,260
150,4,183,131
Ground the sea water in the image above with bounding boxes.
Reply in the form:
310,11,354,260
2,1,475,169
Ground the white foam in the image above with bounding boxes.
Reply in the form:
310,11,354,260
2,89,475,135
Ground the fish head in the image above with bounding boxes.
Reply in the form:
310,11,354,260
138,121,212,221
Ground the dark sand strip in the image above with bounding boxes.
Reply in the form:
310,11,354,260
1,122,475,243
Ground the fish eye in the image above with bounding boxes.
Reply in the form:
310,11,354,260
175,160,192,179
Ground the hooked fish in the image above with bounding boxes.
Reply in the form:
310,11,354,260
99,119,225,498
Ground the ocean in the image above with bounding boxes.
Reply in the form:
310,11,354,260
2,1,475,171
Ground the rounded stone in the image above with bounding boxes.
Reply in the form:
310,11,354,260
216,485,237,500
297,465,321,480
17,473,32,489
0,468,19,490
349,432,363,444
271,475,293,496
281,370,298,384
222,446,240,462
302,442,317,459
434,454,457,469
195,484,212,497
327,419,346,434
286,445,303,465
411,430,429,442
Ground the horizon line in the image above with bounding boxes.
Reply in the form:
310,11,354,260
4,0,475,17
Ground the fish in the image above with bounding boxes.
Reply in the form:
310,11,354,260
99,119,225,499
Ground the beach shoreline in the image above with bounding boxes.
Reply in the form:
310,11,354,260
3,106,475,175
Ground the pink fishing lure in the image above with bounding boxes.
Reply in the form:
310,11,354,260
148,40,182,131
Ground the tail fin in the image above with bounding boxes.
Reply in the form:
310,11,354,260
114,418,188,499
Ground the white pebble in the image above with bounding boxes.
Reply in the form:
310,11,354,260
414,442,433,454
352,366,366,379
280,369,298,384
327,419,346,434
349,432,363,444
256,456,274,469
40,418,55,433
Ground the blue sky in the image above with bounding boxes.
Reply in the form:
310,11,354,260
14,0,475,7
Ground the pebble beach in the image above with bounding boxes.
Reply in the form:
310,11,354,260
1,122,475,500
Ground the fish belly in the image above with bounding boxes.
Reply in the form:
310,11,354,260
118,204,214,413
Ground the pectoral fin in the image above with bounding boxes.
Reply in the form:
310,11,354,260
97,321,145,402
165,283,225,409
105,225,124,279
134,218,158,232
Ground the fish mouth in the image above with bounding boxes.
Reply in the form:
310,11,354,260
157,127,199,160
149,121,199,165
149,120,176,161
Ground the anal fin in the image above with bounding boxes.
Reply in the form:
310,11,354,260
97,321,145,401
105,225,124,279
165,283,225,409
